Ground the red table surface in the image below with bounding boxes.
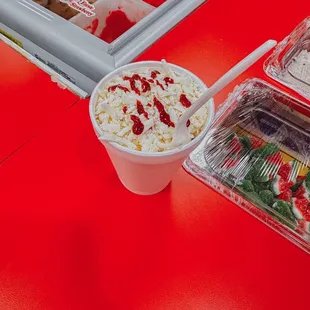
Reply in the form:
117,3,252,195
0,0,310,309
0,42,78,163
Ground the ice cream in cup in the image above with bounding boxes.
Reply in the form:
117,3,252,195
89,61,214,195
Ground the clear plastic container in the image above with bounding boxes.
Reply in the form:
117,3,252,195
69,0,154,43
184,78,310,253
264,17,310,101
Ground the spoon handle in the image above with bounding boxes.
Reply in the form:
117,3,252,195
179,40,277,123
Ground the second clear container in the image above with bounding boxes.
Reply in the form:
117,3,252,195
184,78,310,253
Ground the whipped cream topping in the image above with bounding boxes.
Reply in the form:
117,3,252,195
95,64,208,152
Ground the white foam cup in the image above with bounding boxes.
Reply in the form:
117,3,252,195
89,61,214,195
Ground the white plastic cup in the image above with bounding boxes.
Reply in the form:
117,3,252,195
89,61,214,195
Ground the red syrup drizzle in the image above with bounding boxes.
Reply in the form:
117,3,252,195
180,94,192,108
130,115,144,135
108,85,130,93
136,100,149,119
153,97,175,128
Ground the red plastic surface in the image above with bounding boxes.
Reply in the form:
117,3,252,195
0,0,309,309
0,42,78,163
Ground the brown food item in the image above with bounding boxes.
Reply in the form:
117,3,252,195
47,0,79,19
33,0,96,20
33,0,48,6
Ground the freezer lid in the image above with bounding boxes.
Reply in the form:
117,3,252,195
0,0,207,96
32,0,156,45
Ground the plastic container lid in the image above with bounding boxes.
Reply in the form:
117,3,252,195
184,78,310,253
264,16,310,101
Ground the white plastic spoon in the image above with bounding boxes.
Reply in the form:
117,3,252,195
173,39,277,147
